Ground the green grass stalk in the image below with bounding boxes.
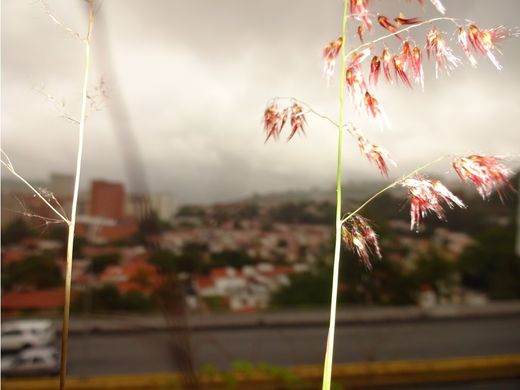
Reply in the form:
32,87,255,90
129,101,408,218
322,1,348,389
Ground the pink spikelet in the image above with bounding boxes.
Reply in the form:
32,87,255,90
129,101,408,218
429,0,446,14
377,15,403,41
411,46,424,90
353,129,396,176
401,41,414,70
452,155,514,200
346,66,367,109
369,56,381,85
381,48,393,83
392,55,412,88
364,91,390,128
457,27,478,68
357,25,365,43
263,103,284,142
350,0,373,32
402,176,466,231
288,103,306,140
349,48,372,69
467,25,519,70
426,27,461,78
395,16,422,26
323,36,343,84
342,215,382,268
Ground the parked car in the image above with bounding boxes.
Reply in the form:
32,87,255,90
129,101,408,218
1,347,60,377
1,320,56,352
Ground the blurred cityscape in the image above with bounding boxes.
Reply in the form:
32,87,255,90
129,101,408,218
2,172,520,315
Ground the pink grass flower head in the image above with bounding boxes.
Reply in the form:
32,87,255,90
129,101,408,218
288,103,306,140
364,91,389,128
264,102,284,141
411,46,425,90
426,27,461,78
401,41,413,69
402,176,466,231
377,15,403,41
349,48,372,69
457,26,478,68
350,0,373,32
467,25,518,70
392,55,412,88
323,36,343,83
452,155,514,200
346,66,367,109
353,129,396,176
381,48,393,83
357,25,365,43
395,16,422,26
369,56,381,85
414,0,445,13
429,0,446,14
342,215,382,268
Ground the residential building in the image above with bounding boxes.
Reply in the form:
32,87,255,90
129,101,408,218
90,180,125,220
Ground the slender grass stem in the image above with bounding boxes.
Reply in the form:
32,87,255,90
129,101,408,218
322,1,348,389
59,3,94,389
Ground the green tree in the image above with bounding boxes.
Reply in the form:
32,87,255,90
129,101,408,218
88,253,120,274
458,224,520,299
411,251,456,296
341,250,416,305
88,284,122,311
2,218,34,245
211,250,255,268
4,254,63,290
272,271,333,307
121,290,154,311
148,249,179,273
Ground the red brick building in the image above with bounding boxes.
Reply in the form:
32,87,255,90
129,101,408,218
90,180,125,220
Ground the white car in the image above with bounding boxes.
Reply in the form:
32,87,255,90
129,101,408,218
1,320,56,352
1,347,60,377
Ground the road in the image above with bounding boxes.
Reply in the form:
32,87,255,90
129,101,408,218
66,315,520,377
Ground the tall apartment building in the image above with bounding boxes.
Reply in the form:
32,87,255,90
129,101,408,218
89,180,125,220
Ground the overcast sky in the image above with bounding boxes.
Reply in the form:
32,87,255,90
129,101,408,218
2,0,519,203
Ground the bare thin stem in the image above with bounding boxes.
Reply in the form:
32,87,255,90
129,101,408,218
342,155,448,223
322,1,348,390
271,97,356,137
1,150,70,224
59,3,94,389
34,86,80,125
38,0,83,41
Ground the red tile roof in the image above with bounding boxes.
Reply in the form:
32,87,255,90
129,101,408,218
2,288,65,311
195,276,214,289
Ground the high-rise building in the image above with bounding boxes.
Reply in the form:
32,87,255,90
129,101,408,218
150,192,177,221
125,192,177,222
89,180,125,220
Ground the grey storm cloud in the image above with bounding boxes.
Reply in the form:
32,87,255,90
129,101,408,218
2,0,519,203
